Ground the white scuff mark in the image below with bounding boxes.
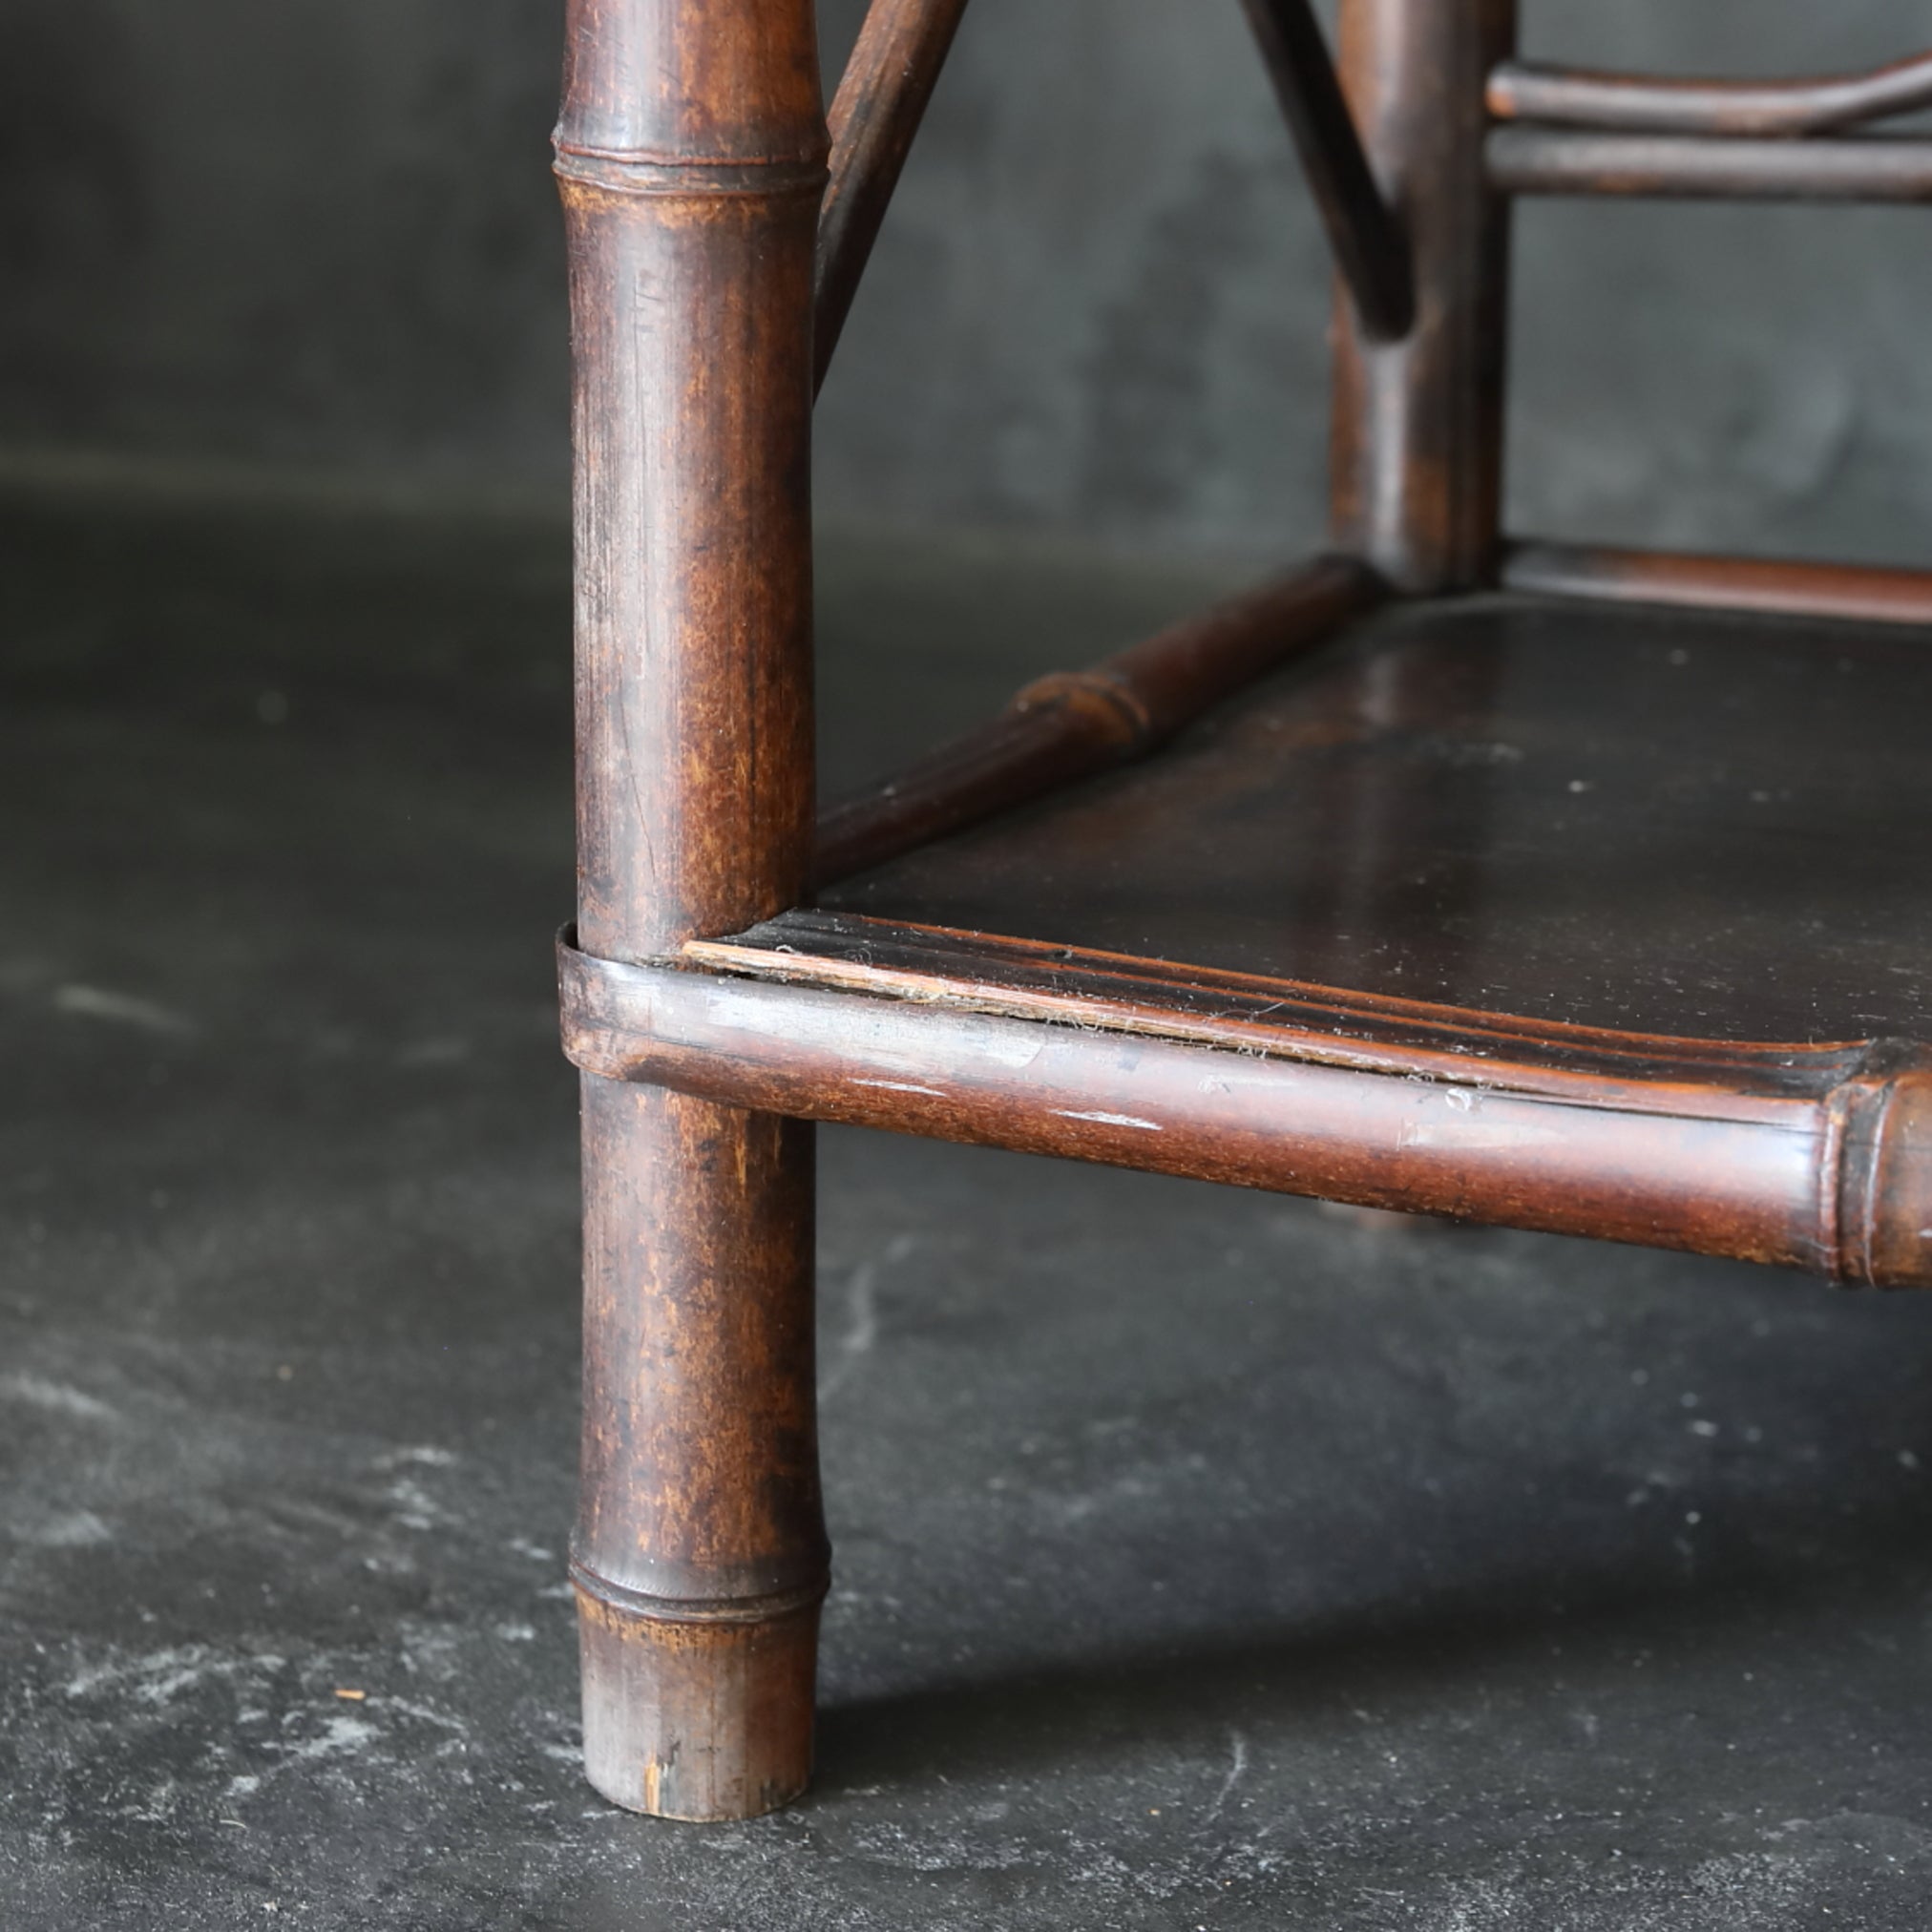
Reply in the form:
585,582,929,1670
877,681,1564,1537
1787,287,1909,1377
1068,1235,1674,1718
127,1777,184,1823
840,1002,1049,1072
52,983,195,1036
1198,1728,1250,1829
1200,1071,1306,1096
133,1656,230,1708
704,984,1046,1074
378,1695,470,1736
67,1644,285,1704
844,1826,1036,1875
507,1538,555,1563
854,1079,944,1098
703,985,802,1033
1397,1117,1561,1151
0,1374,119,1422
493,1621,536,1644
822,1233,914,1400
224,1774,262,1800
1054,1109,1162,1132
378,1446,457,1530
958,1028,1046,1071
398,1622,465,1683
820,1264,878,1401
277,1712,379,1763
32,1509,112,1547
386,1479,445,1531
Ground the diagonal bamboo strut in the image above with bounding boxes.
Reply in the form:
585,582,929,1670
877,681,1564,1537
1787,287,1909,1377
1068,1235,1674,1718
815,0,1418,391
815,0,972,394
1239,0,1415,341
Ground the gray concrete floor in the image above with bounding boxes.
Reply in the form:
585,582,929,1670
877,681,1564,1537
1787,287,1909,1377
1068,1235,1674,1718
4,495,1932,1929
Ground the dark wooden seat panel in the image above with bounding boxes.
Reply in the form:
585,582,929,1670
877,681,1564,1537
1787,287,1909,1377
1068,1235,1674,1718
819,594,1932,1047
562,592,1930,1294
560,591,1932,1296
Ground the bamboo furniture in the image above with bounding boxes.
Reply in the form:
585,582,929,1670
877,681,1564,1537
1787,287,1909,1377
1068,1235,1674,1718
552,0,1932,1819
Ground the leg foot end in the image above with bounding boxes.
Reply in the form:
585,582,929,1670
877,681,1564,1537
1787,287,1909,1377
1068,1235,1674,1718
576,1580,821,1821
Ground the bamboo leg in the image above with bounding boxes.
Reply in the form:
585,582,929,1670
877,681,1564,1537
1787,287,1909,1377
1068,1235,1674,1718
1329,0,1516,591
576,1082,825,1819
555,0,830,1821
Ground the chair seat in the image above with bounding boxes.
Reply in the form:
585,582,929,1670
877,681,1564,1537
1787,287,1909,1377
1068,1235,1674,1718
553,587,1932,1289
817,592,1932,1048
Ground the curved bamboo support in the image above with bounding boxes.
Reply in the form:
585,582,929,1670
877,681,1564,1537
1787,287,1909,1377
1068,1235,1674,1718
815,0,972,394
1488,52,1932,139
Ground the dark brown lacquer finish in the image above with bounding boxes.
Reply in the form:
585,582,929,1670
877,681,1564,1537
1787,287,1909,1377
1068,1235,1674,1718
1330,0,1516,591
815,0,971,393
1503,541,1932,629
556,0,829,1821
552,0,1932,1825
1488,51,1932,138
1488,128,1932,204
690,915,1883,1104
559,934,1932,1289
820,597,1932,1047
1239,0,1414,342
815,555,1385,885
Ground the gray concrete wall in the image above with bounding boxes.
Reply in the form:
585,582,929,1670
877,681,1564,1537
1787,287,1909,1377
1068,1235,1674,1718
2,0,1929,563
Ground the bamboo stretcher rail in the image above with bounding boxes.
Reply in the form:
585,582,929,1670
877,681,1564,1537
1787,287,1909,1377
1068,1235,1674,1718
1488,52,1932,138
815,0,972,393
1240,0,1415,340
1502,540,1932,628
813,553,1386,887
560,934,1932,1291
1487,127,1932,202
